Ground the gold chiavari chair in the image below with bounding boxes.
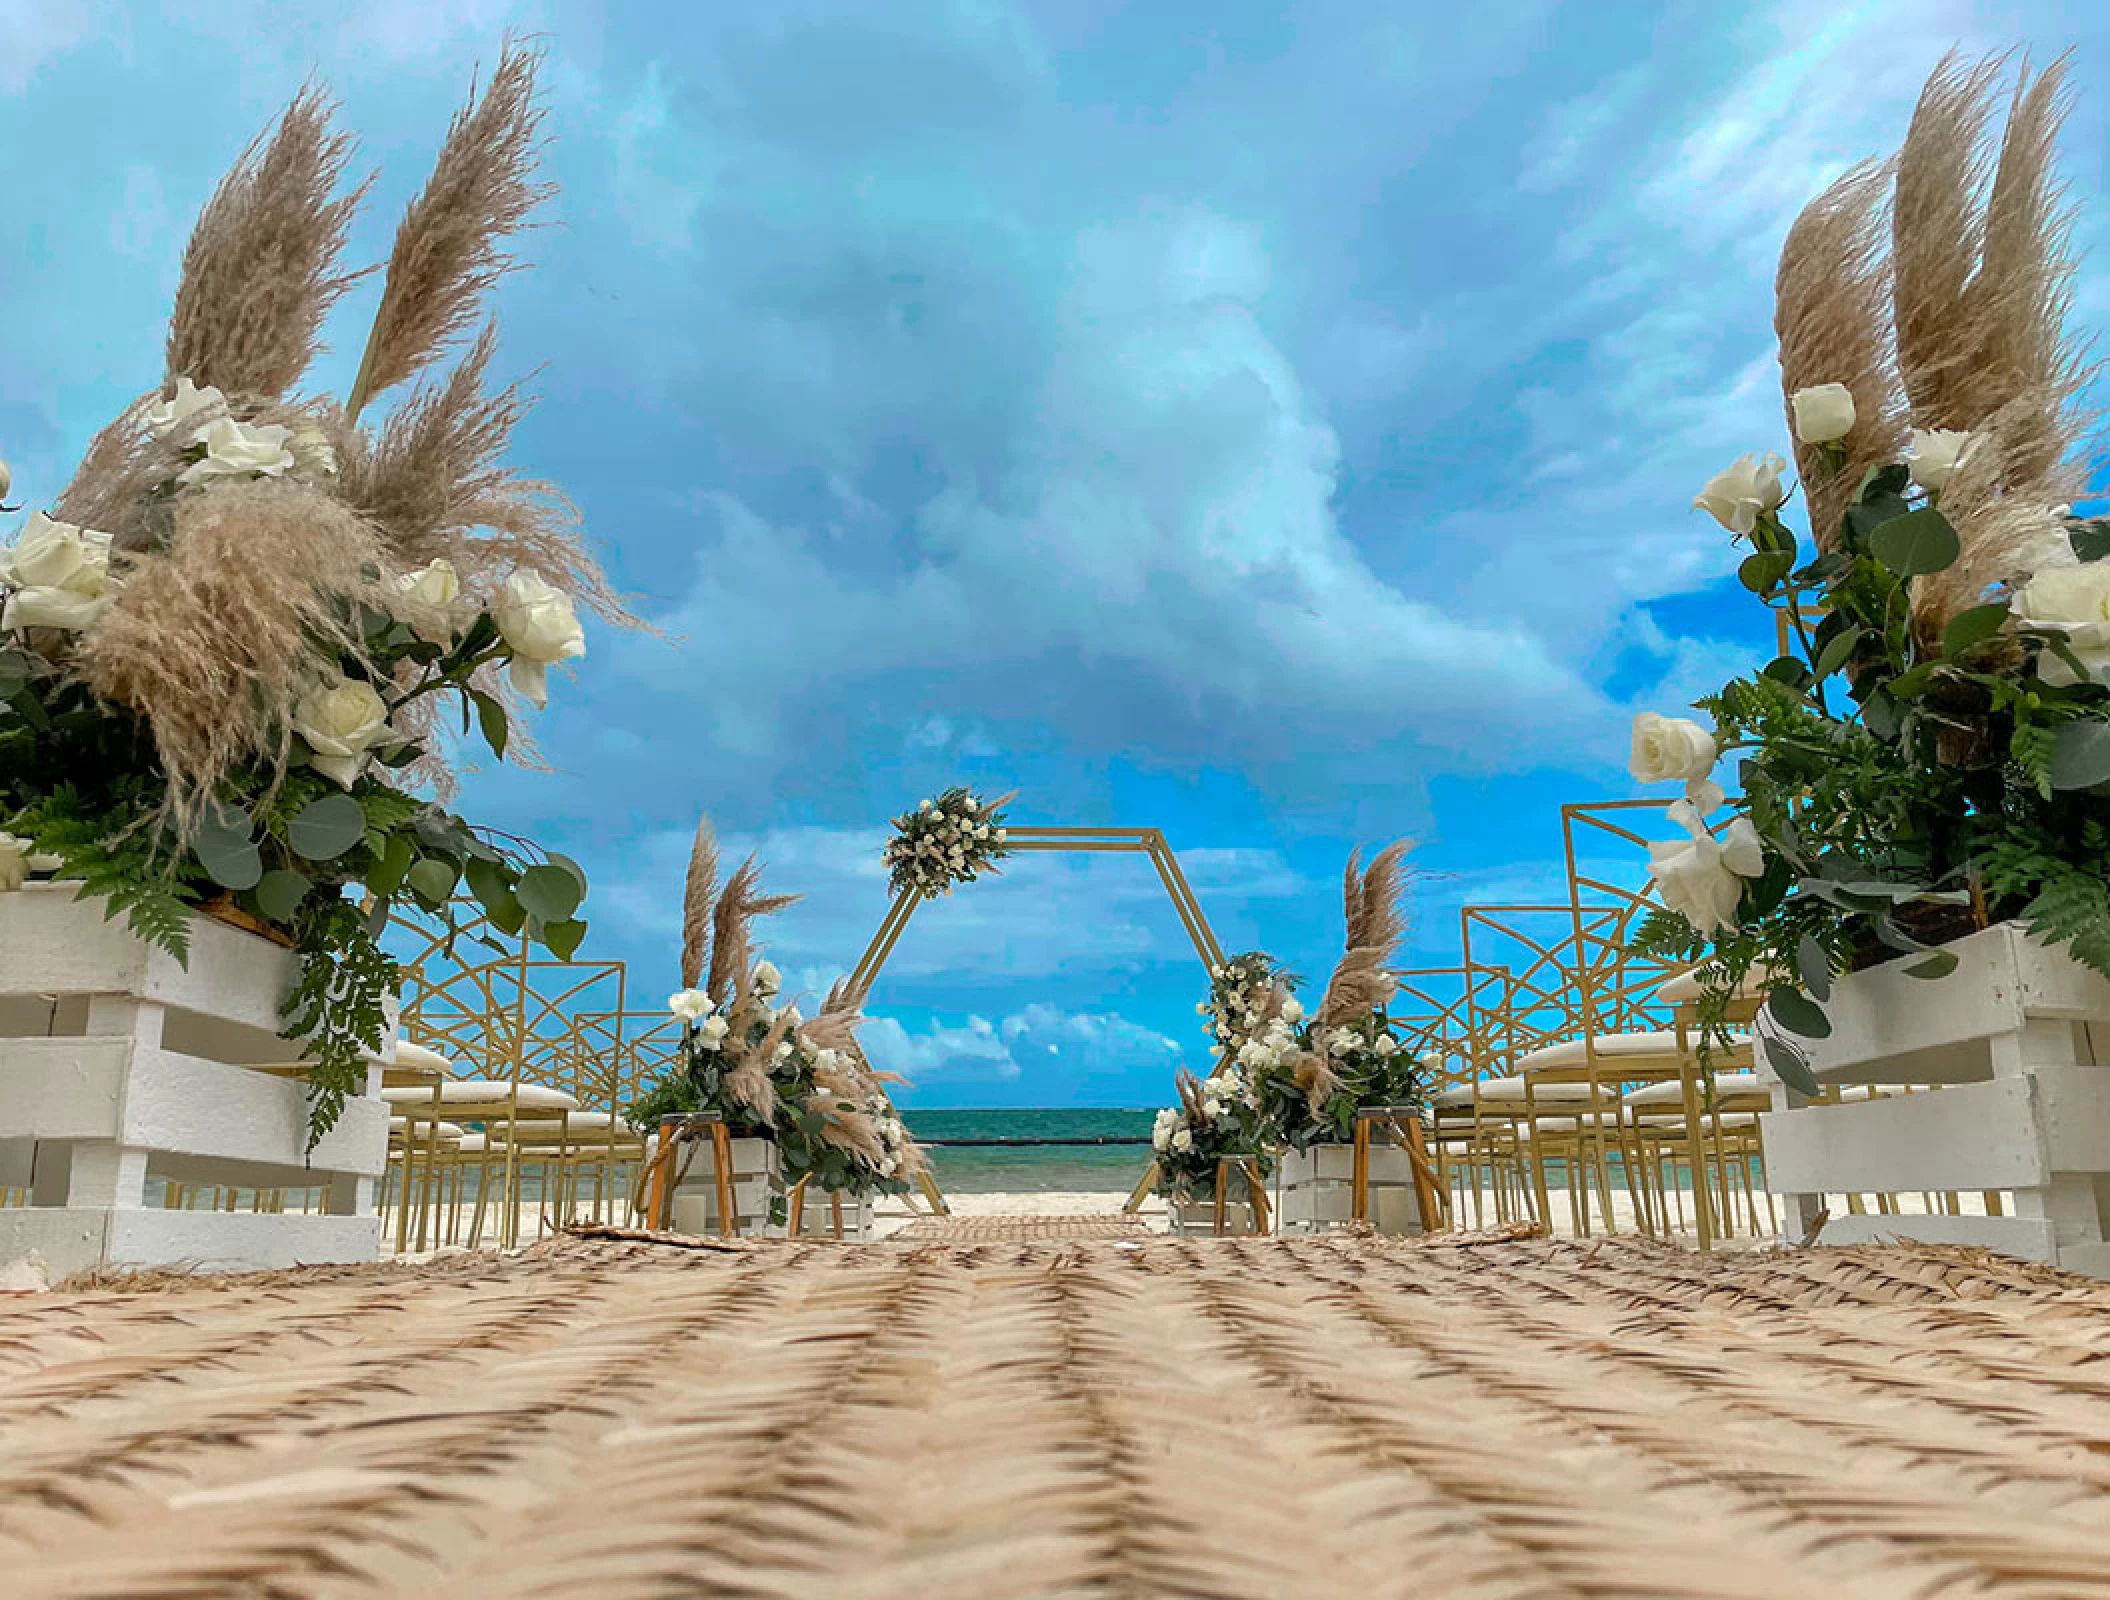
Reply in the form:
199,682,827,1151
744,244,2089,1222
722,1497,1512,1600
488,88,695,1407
1458,904,1637,1235
1394,966,1507,1231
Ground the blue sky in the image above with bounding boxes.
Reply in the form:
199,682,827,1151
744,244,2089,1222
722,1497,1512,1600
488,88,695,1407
7,0,2109,1107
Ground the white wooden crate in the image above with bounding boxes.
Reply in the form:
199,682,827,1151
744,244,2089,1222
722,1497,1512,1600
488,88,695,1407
661,1134,787,1238
1757,922,2110,1276
1274,1142,1425,1236
794,1188,875,1241
0,883,393,1279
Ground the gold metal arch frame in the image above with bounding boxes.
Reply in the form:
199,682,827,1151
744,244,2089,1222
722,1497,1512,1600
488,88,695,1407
845,826,1230,1217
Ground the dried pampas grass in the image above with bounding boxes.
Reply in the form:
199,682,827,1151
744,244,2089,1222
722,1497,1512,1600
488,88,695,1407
52,393,188,554
1775,159,1907,550
1316,841,1413,1032
680,817,719,991
342,323,627,623
345,37,551,422
705,857,799,1005
165,85,372,401
74,478,384,831
1960,54,2088,493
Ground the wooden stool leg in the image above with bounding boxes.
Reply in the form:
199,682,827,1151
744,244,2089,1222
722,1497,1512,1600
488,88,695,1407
711,1124,735,1237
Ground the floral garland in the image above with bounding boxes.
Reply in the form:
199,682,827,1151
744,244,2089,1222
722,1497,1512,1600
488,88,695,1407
881,785,1014,898
1627,55,2110,1095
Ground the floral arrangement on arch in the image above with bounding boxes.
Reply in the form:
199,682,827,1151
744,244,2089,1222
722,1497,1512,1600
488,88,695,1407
627,815,924,1205
882,785,1015,899
1242,844,1422,1148
1199,950,1303,1055
1150,1065,1270,1198
0,43,624,1142
1629,52,2110,1092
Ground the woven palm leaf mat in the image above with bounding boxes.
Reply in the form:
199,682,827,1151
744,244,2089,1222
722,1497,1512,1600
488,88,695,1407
889,1211,1154,1243
7,1233,2110,1598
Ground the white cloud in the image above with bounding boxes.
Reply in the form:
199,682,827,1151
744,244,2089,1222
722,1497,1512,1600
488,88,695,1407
863,1001,1184,1100
0,0,95,93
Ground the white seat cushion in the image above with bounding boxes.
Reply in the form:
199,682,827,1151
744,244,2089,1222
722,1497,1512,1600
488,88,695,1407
1622,1072,1766,1108
1517,1029,1749,1072
394,1040,454,1074
455,1132,488,1155
389,1118,466,1139
1655,968,1770,1006
380,1081,580,1112
1635,1110,1759,1131
1473,1076,1619,1107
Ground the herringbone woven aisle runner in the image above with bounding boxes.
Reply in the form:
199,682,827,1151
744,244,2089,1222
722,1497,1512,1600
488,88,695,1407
5,1232,2110,1596
889,1212,1154,1243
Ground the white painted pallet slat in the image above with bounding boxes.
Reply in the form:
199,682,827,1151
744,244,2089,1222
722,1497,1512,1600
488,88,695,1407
0,883,393,1279
1757,921,2110,1278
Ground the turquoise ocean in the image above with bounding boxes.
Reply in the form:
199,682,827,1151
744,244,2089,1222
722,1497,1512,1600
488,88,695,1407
903,1108,1156,1193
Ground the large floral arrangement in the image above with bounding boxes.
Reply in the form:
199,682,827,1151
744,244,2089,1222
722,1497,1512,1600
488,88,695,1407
1241,844,1422,1147
1629,54,2110,1093
1151,1064,1271,1197
882,785,1015,898
627,816,924,1208
0,46,619,1142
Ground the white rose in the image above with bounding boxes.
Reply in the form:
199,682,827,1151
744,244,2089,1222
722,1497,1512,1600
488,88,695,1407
1691,452,1788,537
396,560,468,644
0,513,116,632
0,458,11,502
752,960,781,995
178,416,295,486
494,570,586,709
2014,564,2110,686
1171,1128,1194,1153
1374,1034,1399,1057
669,989,713,1022
1907,428,1975,494
698,1014,730,1048
995,829,1008,843
1789,383,1856,444
146,375,225,440
919,799,933,812
1152,1124,1171,1152
1646,804,1765,937
1280,997,1303,1023
287,420,338,478
290,675,392,789
1628,712,1717,786
962,797,978,813
0,833,29,892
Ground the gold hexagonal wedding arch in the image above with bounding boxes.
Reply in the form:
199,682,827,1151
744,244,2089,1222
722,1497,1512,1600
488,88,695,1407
848,826,1230,1216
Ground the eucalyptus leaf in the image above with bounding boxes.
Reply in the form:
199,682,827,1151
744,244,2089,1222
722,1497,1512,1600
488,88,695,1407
288,794,368,861
407,859,458,907
1869,507,1961,578
1941,601,2011,659
1814,629,1864,680
2070,519,2110,563
253,868,312,925
542,917,588,960
0,652,28,698
1763,1035,1820,1097
469,689,510,760
368,833,416,898
194,806,263,891
2050,721,2110,791
545,852,588,893
1740,551,1794,594
466,855,525,934
1795,935,1831,1003
1766,987,1832,1039
517,864,583,923
1904,950,1960,979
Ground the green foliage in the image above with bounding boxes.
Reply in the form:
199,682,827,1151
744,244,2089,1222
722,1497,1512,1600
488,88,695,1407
10,785,199,961
1649,458,2110,1071
281,898,399,1148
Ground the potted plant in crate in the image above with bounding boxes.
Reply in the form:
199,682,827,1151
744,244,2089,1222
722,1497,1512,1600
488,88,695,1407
1152,1066,1272,1236
1627,54,2110,1271
0,44,621,1274
1246,845,1432,1235
630,817,924,1237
